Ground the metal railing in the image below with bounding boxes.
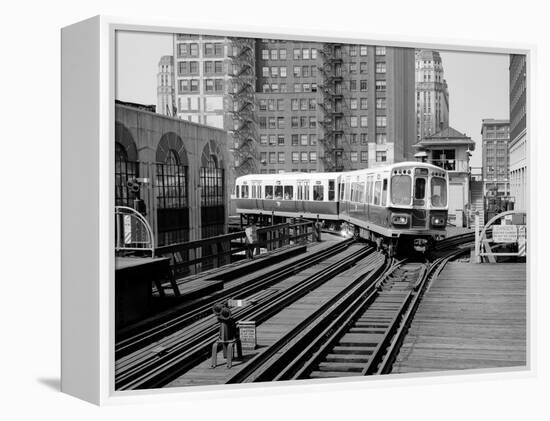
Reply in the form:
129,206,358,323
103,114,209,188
155,220,316,278
115,206,155,257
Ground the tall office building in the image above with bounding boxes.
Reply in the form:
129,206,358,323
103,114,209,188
157,55,176,116
509,54,527,210
159,36,416,176
415,50,449,141
481,119,510,197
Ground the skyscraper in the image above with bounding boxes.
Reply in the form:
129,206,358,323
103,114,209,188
415,50,449,141
481,119,510,197
509,54,527,210
157,55,175,117
158,35,417,177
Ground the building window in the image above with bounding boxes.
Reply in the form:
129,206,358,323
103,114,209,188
291,134,299,146
360,62,368,74
293,66,301,77
360,116,368,127
291,99,299,111
269,152,276,163
277,117,285,129
303,48,310,59
260,152,267,163
375,46,386,55
302,66,310,77
268,117,276,129
376,98,386,109
292,152,299,162
278,152,285,163
271,67,279,77
375,80,386,91
376,62,386,73
300,116,308,128
309,117,316,128
360,80,368,91
294,83,302,93
268,135,276,146
350,116,358,127
259,117,267,129
360,98,368,109
310,152,317,162
376,134,387,144
350,80,357,91
280,67,287,77
260,135,268,145
309,99,316,110
300,134,308,146
310,134,317,145
361,151,368,162
376,116,387,128
262,49,269,60
360,133,368,144
350,98,358,110
349,63,357,74
303,83,311,92
278,135,285,145
280,49,287,60
350,151,358,162
301,152,308,162
291,117,299,128
350,46,357,56
262,84,270,93
259,99,267,111
293,49,300,59
271,83,279,92
350,133,357,144
311,48,317,59
270,49,278,60
376,151,387,162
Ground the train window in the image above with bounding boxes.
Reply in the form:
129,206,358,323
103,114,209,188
235,185,239,198
304,182,310,200
373,181,382,205
242,185,249,199
381,179,388,206
284,186,294,200
328,180,335,201
339,182,345,201
366,177,373,204
274,185,283,199
391,175,411,205
251,185,257,199
265,186,273,199
313,185,324,201
415,177,426,199
431,177,447,207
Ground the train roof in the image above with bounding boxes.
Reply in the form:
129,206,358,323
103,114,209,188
235,162,447,183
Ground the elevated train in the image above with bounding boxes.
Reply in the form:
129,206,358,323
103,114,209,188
233,162,448,255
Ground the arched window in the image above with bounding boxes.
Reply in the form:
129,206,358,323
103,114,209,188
156,149,188,209
200,152,225,238
155,148,189,245
115,142,138,207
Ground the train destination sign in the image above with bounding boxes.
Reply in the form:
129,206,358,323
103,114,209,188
493,225,518,243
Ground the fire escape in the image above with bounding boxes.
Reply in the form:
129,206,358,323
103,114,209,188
228,38,258,176
318,43,346,172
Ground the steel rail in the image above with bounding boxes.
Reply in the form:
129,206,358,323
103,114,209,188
115,244,374,390
115,238,355,359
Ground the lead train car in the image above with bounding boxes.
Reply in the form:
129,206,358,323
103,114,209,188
233,162,448,254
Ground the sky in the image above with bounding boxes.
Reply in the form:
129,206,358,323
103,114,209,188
115,31,510,168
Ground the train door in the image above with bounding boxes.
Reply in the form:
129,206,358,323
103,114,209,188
413,168,429,228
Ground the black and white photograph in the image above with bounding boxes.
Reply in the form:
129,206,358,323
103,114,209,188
113,29,528,391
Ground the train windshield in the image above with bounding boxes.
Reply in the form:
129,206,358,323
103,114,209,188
431,177,447,207
391,175,412,205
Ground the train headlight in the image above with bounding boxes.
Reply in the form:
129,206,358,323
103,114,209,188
392,214,409,225
431,216,446,226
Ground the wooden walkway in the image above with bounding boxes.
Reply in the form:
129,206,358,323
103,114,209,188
392,262,527,374
166,244,381,388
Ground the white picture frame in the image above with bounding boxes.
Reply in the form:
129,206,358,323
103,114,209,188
61,15,534,406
